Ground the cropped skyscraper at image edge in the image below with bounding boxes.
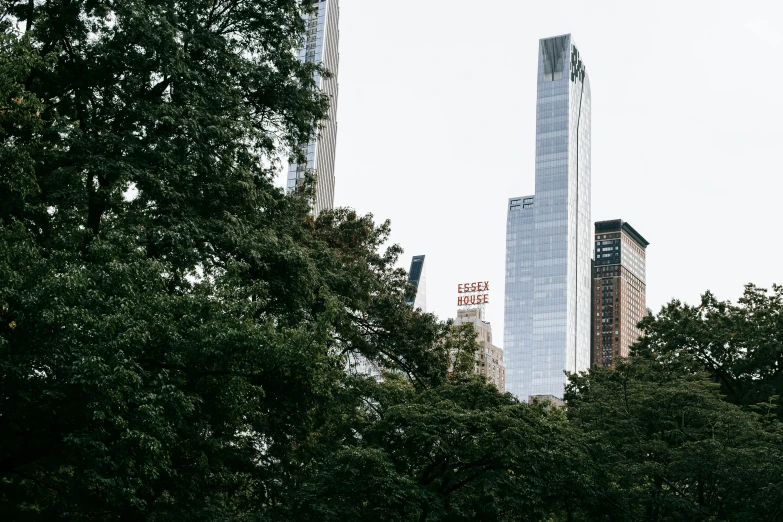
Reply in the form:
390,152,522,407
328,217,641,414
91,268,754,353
286,0,339,216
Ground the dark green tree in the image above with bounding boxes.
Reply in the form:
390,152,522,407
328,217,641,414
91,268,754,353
565,352,783,521
446,321,481,379
286,374,578,522
0,2,447,520
635,284,783,414
6,0,782,519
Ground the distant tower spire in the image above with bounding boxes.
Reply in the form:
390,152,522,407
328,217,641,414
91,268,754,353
406,255,426,312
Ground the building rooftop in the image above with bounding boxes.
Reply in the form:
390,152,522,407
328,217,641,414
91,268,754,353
595,219,649,248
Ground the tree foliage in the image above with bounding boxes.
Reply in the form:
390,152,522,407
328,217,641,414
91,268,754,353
2,1,783,521
634,284,783,414
566,354,783,521
0,1,446,519
445,321,481,379
286,375,577,522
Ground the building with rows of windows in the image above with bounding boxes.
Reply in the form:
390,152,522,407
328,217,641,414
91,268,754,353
286,0,339,216
504,34,591,401
591,220,649,366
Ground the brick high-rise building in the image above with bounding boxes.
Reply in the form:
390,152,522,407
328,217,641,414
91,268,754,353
592,220,649,367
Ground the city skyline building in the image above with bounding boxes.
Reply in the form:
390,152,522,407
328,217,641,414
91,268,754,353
406,255,427,311
454,308,505,392
504,34,592,401
591,220,649,367
286,0,339,216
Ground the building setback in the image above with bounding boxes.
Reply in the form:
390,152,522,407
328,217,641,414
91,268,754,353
591,220,649,367
504,34,592,400
454,308,505,392
286,0,339,216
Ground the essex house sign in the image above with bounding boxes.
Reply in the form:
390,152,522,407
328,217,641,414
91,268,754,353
457,281,490,307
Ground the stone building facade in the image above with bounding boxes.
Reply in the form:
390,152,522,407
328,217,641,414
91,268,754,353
454,308,505,392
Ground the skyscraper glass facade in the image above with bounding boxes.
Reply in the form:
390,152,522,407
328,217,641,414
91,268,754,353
504,34,592,401
287,0,339,216
406,255,427,312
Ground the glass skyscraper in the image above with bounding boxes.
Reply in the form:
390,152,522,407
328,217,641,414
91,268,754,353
504,34,591,401
287,0,339,216
406,255,427,311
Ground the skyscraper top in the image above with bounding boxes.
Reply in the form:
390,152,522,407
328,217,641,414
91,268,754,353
538,34,587,85
406,255,427,312
595,220,650,248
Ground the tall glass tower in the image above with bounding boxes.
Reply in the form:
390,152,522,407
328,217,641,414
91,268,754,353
287,0,339,216
406,255,427,311
504,34,591,401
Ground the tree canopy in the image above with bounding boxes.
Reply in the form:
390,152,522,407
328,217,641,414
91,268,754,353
2,2,783,521
1,1,446,518
566,353,783,521
634,284,783,415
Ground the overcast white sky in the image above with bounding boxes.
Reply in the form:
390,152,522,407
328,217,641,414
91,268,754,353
278,0,783,346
